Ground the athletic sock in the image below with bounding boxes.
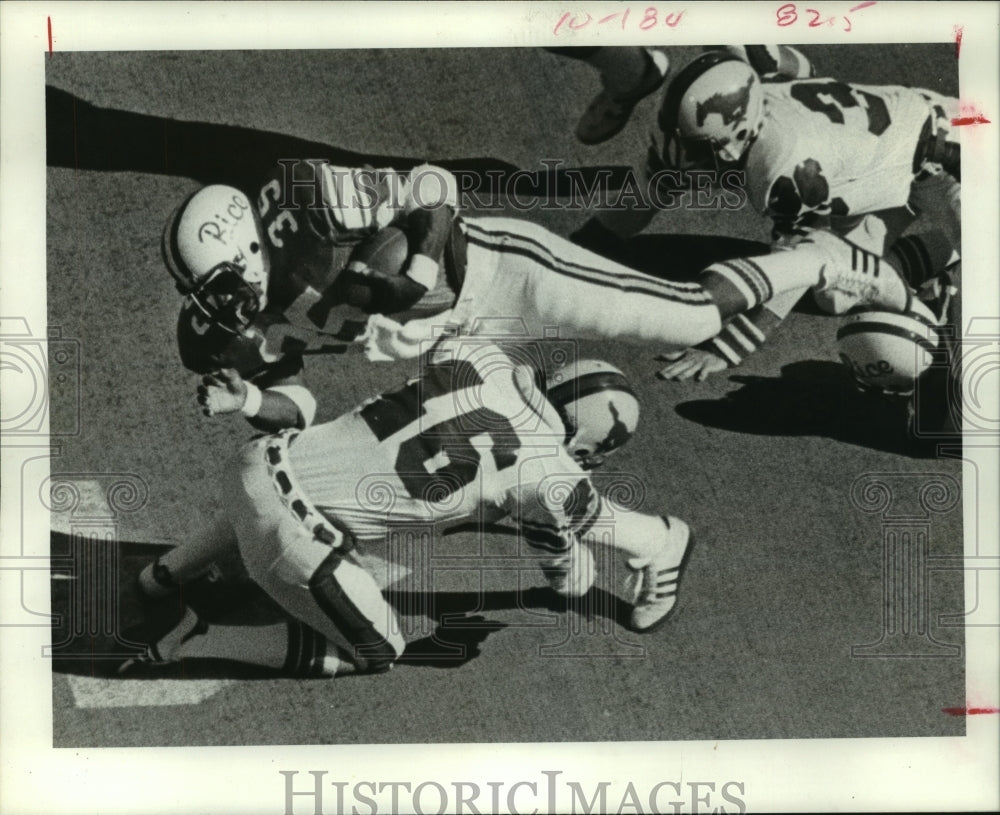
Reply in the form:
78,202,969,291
698,255,777,319
591,513,671,565
889,231,955,288
176,618,346,677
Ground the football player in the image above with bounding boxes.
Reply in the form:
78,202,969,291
131,340,695,677
166,150,917,430
165,161,462,432
573,47,961,381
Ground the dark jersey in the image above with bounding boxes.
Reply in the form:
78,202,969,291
176,161,464,380
176,302,350,385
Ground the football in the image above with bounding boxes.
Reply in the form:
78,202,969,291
348,226,410,277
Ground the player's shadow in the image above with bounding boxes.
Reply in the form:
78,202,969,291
676,360,932,456
616,233,771,280
46,85,634,197
48,532,280,679
389,583,631,669
47,528,624,679
389,520,633,670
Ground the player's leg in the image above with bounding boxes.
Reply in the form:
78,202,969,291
812,227,957,315
464,217,722,350
909,169,961,255
122,608,352,678
548,46,669,145
465,217,911,352
720,45,815,80
701,219,913,320
909,91,961,252
229,437,405,675
137,514,238,599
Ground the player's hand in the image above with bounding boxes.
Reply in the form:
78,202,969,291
656,348,728,382
197,368,249,416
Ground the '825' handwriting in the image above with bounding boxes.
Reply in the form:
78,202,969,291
777,2,875,32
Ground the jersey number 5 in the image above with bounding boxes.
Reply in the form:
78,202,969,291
791,81,891,136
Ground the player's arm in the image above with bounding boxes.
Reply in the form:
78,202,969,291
657,289,803,381
320,163,459,313
510,456,605,557
397,164,459,284
177,304,317,431
197,366,315,432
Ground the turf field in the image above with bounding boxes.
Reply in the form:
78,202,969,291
44,43,966,749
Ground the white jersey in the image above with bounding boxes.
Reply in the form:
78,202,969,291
286,340,601,546
748,79,954,228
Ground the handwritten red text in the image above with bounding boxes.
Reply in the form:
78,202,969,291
776,2,874,32
554,7,685,35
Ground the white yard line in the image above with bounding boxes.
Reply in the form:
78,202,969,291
65,675,234,708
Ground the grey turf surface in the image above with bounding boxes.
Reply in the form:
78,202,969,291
46,44,964,747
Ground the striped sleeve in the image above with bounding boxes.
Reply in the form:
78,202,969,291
698,300,792,366
703,312,769,366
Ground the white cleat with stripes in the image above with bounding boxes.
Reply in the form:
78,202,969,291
802,224,912,313
628,516,693,632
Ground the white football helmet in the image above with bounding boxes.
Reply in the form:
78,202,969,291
546,360,640,470
658,51,765,171
836,298,942,396
161,185,270,333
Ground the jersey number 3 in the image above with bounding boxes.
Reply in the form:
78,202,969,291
791,81,891,136
258,179,298,248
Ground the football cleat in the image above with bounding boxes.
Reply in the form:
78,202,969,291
657,51,765,171
628,516,693,632
576,49,670,145
118,607,208,674
800,227,911,313
541,542,596,598
546,360,640,470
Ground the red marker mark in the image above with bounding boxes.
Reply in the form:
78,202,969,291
849,1,876,11
942,706,1000,716
47,16,53,55
951,114,991,127
954,25,963,58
